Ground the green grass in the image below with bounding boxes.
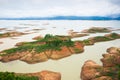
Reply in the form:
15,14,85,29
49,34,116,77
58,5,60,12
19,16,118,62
98,56,120,79
1,34,74,55
82,39,92,45
88,28,110,33
2,44,35,55
109,33,120,39
0,33,10,37
116,64,120,79
0,34,2,36
93,36,111,42
74,48,83,53
93,33,120,42
0,72,39,80
118,70,120,79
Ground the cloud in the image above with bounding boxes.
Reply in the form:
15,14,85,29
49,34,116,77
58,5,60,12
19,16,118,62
109,0,120,6
0,0,120,17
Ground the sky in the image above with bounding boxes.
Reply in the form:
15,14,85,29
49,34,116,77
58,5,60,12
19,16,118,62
0,0,120,18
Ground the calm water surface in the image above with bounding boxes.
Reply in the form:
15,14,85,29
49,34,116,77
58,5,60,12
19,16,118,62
0,20,120,80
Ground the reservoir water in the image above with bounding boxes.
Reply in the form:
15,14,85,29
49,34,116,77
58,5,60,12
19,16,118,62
0,20,120,80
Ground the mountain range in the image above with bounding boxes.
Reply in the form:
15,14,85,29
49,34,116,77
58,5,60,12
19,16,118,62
0,15,120,20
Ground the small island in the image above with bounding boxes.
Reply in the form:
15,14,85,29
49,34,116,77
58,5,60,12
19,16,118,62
68,29,89,38
0,34,84,64
0,28,6,31
82,33,120,45
0,31,27,38
81,27,111,33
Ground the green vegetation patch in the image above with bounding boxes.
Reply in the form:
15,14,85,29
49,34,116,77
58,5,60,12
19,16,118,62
93,33,120,42
74,48,83,53
0,34,3,37
82,39,93,45
93,36,111,42
1,34,74,55
0,72,39,80
0,32,11,38
88,27,110,33
109,33,120,39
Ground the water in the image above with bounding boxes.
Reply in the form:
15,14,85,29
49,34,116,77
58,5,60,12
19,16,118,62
0,20,120,34
0,20,120,80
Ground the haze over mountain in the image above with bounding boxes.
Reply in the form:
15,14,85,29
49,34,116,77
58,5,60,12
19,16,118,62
0,14,120,20
0,0,120,20
0,16,119,20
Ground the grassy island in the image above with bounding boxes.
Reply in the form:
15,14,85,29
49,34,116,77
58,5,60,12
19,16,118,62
81,27,111,33
1,34,75,55
0,34,84,63
0,31,26,38
82,33,120,45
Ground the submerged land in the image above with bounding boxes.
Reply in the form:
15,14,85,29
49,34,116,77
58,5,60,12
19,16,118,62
0,31,27,38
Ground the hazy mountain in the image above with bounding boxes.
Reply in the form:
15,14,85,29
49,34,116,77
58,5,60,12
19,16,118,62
0,15,120,20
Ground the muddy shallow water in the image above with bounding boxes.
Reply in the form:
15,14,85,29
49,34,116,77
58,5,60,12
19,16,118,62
0,20,120,80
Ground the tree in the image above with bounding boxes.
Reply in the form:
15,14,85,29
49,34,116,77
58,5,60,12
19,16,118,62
62,39,74,53
46,39,62,58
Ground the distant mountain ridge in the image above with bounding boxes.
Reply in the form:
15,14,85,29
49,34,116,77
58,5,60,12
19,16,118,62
0,15,120,20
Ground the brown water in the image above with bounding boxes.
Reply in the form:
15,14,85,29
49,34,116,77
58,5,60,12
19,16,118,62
0,39,120,80
0,20,120,80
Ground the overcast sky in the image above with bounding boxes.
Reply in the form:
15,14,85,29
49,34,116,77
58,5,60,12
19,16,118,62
0,0,120,17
